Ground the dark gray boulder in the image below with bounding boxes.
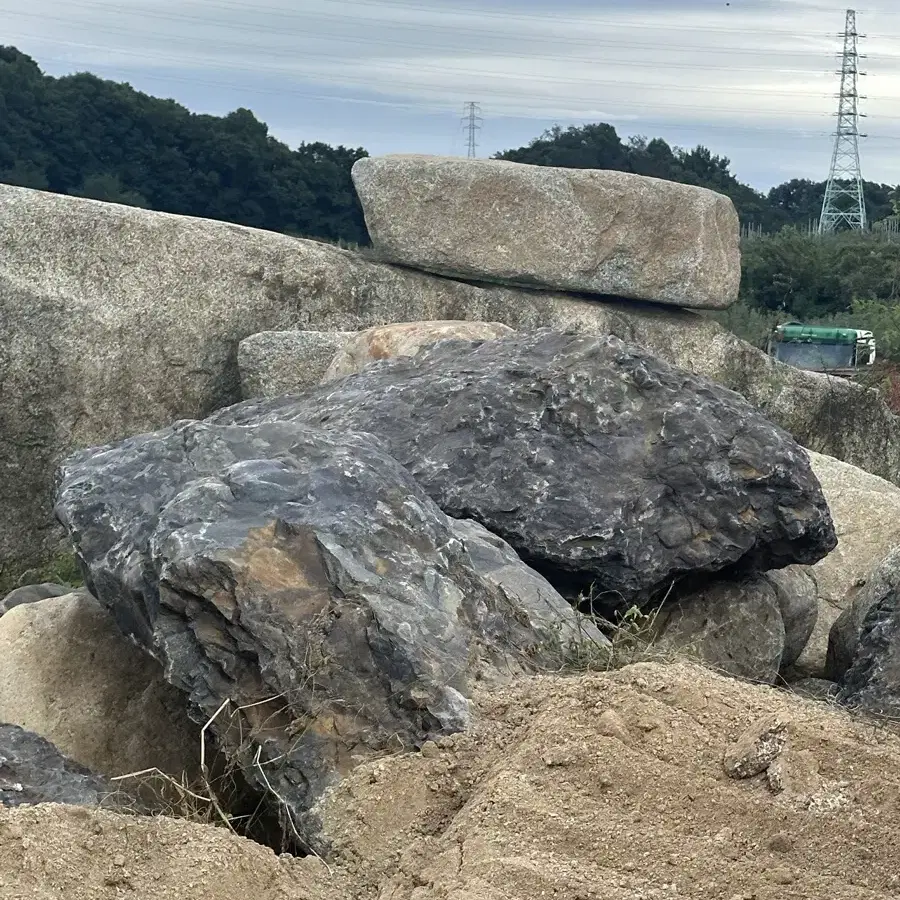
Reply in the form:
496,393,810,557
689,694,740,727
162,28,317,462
0,724,132,809
837,547,900,716
448,518,609,657
212,329,837,611
0,582,70,618
54,419,593,851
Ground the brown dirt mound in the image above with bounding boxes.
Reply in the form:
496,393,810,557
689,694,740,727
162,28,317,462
0,805,341,900
317,661,900,900
6,661,900,899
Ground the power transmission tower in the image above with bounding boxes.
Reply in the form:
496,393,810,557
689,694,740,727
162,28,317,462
462,102,482,158
819,9,867,234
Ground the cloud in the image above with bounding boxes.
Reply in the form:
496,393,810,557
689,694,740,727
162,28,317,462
1,0,899,188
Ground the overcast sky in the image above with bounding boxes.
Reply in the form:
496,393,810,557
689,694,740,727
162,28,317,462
3,0,900,191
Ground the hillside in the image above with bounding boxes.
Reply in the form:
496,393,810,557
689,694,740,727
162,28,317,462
0,47,369,244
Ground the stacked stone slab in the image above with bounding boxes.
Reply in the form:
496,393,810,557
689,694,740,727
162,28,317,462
351,154,742,309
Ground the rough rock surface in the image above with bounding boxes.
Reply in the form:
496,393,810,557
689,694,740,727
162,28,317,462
825,546,900,681
0,581,70,617
215,329,836,609
3,183,898,569
448,518,609,656
836,546,900,715
0,590,199,782
791,451,900,677
722,715,789,778
238,330,353,399
0,724,132,810
654,575,786,683
323,319,515,381
352,155,741,307
55,419,592,849
766,566,819,668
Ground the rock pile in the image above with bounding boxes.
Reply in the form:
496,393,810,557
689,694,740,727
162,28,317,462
5,153,900,885
2,167,899,572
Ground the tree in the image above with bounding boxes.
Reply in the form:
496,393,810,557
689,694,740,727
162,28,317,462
0,47,369,243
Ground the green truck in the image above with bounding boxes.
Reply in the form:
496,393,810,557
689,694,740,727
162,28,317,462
766,322,876,377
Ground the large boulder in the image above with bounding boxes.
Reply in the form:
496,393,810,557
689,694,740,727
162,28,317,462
0,589,199,782
55,418,593,850
0,184,661,571
790,451,900,677
837,549,900,717
239,330,354,399
653,575,786,683
448,517,608,657
214,330,836,610
0,724,134,810
323,320,515,381
352,155,741,308
4,184,896,573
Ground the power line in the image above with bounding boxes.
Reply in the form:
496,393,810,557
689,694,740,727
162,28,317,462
12,2,900,61
179,0,897,41
820,9,867,233
10,30,889,105
22,36,900,132
0,7,855,76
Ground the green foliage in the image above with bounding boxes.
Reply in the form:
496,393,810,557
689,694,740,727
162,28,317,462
0,47,368,243
845,298,900,362
739,229,900,317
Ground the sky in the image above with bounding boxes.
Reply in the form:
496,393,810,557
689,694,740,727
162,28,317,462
2,0,900,191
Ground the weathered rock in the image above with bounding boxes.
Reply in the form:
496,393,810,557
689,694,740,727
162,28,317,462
0,724,134,809
723,715,789,779
654,575,786,684
214,330,836,610
239,330,354,399
323,320,515,381
448,518,609,657
0,590,199,782
0,582,70,617
835,547,900,715
3,184,898,570
352,155,741,308
765,567,818,669
55,419,592,850
791,452,900,677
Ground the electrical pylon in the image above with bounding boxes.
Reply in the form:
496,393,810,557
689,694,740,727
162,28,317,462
462,102,482,158
819,9,867,234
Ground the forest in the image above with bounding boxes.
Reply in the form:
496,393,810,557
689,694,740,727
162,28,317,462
3,46,900,356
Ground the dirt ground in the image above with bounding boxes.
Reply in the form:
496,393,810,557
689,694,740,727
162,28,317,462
5,661,900,899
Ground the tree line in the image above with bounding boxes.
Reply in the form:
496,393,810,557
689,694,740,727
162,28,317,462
0,47,369,243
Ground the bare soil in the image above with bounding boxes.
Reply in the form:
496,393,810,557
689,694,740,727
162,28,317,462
6,661,900,899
